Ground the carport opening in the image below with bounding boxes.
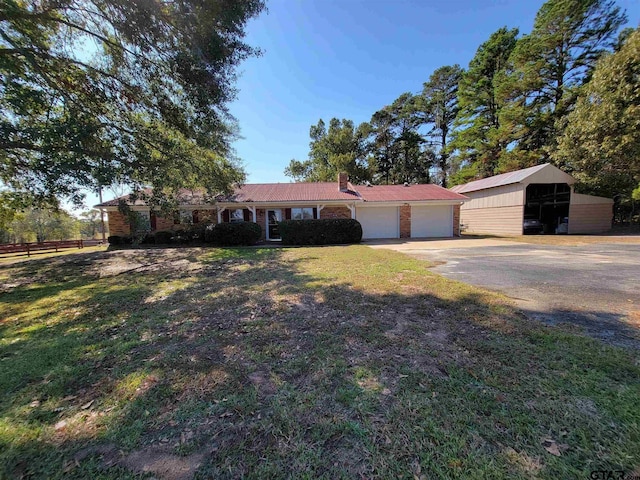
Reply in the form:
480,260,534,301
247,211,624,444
524,183,571,234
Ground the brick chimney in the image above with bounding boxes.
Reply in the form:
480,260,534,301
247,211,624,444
338,172,348,191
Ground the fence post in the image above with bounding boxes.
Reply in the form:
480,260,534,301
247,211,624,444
27,244,30,257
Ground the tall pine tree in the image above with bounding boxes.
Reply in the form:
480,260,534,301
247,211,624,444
496,0,626,171
450,28,518,182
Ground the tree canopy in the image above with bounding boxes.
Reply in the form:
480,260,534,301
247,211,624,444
282,0,634,218
451,27,518,179
554,28,640,199
0,0,266,208
495,0,626,169
285,118,372,183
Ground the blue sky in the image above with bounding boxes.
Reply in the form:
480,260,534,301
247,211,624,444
230,0,639,184
80,0,638,210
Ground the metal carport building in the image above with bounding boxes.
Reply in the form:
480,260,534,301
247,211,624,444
450,163,613,235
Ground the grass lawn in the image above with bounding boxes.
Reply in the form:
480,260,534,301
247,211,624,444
1,246,639,479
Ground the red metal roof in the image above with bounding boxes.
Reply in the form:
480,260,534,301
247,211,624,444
96,181,466,207
220,182,361,202
358,184,467,202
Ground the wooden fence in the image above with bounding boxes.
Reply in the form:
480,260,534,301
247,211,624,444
0,239,104,258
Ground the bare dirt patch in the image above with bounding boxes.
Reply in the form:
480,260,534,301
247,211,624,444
120,446,205,480
67,443,205,480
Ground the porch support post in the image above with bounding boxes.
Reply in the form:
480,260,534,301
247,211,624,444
317,204,325,219
247,206,257,222
217,207,226,224
346,204,355,219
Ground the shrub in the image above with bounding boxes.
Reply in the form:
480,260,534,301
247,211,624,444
187,222,210,242
279,219,362,245
205,222,262,246
171,230,193,244
107,235,132,245
140,232,155,245
154,231,173,244
107,235,122,245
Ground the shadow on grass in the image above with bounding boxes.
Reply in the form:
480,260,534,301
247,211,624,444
0,246,639,479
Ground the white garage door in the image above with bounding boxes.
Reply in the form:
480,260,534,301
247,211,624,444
356,207,399,239
411,205,453,238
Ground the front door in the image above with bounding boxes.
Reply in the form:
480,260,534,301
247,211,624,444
267,209,283,240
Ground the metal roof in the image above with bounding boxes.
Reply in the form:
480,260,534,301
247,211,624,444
219,182,361,202
450,163,554,194
358,184,467,202
96,181,467,207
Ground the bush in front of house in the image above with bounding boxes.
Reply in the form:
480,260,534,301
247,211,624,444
107,235,132,245
205,222,262,246
279,218,362,245
187,222,210,242
154,231,173,244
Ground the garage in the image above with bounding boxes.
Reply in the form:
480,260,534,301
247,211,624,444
356,206,398,239
411,205,453,238
450,163,613,235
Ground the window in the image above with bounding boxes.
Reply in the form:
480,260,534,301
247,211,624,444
180,210,193,224
131,211,151,234
292,207,314,220
230,209,244,222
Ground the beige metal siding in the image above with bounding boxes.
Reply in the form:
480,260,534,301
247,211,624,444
571,192,613,205
460,205,523,235
568,203,612,234
460,184,524,209
523,165,575,186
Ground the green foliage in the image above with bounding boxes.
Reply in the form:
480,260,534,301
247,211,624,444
281,0,629,206
78,210,105,239
107,235,131,246
279,219,363,245
451,27,519,179
0,207,80,243
0,0,265,206
496,0,626,169
205,221,262,246
554,28,640,200
154,231,173,245
368,93,435,185
420,65,463,187
285,119,372,183
448,161,481,188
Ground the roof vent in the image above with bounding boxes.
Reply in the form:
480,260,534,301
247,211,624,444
365,181,372,187
404,182,410,187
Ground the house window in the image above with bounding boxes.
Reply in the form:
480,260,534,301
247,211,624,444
180,210,193,224
230,209,244,222
292,207,314,220
132,211,151,234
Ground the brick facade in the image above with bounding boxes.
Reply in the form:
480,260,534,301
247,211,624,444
453,204,461,237
107,211,131,236
399,204,411,238
155,215,176,232
319,206,352,219
107,208,219,237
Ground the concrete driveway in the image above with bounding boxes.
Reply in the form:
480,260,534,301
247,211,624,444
367,237,640,348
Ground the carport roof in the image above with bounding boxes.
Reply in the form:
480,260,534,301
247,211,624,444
450,163,574,194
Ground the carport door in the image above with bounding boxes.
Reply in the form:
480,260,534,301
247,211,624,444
411,205,453,238
356,207,399,239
